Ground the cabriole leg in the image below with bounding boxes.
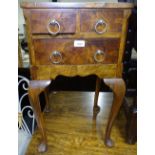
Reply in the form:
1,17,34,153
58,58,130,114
28,80,51,153
44,85,51,113
93,77,101,113
104,78,126,147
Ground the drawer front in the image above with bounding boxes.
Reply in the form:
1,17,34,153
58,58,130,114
80,9,123,34
30,10,76,34
33,38,120,65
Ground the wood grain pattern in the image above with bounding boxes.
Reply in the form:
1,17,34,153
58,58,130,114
116,63,123,77
28,80,51,153
23,9,36,65
22,3,133,79
80,9,123,33
21,2,134,152
93,77,101,113
31,64,117,80
21,2,134,9
33,38,120,65
104,78,126,147
26,91,137,155
30,9,76,34
118,10,132,64
32,32,121,39
44,85,51,113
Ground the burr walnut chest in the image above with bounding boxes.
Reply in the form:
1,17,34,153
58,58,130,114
21,2,133,153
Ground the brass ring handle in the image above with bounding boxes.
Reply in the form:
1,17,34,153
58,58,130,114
94,50,105,63
95,19,107,34
47,19,61,35
50,51,62,64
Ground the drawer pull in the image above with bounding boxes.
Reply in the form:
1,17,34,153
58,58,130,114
95,19,107,34
50,51,62,64
47,19,61,35
94,50,105,63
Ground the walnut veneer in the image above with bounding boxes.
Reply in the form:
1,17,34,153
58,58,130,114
21,2,133,153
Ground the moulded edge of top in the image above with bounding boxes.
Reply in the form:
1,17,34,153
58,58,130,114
21,2,134,9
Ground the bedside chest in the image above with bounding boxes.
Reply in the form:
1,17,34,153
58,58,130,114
21,2,133,152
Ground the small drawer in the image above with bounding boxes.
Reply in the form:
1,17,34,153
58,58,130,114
33,38,120,65
80,9,124,34
30,9,76,34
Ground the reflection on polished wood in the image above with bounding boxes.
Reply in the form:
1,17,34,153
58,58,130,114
26,91,136,155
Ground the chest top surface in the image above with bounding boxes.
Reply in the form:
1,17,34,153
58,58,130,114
21,2,133,80
21,2,134,9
